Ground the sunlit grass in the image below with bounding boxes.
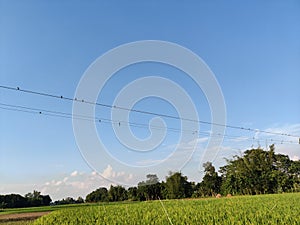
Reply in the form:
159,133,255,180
32,193,300,225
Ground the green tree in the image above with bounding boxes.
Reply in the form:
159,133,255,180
165,172,192,199
76,196,84,204
137,174,162,200
108,185,127,202
289,160,300,192
25,190,51,207
199,162,222,196
220,145,298,195
40,195,52,206
85,187,108,202
145,174,159,184
128,187,138,201
2,194,27,208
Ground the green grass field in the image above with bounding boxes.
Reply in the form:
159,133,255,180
29,193,300,225
0,204,92,216
0,204,92,225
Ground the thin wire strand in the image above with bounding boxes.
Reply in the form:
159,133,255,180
0,85,299,138
0,103,298,145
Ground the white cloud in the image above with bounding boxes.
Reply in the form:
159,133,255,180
230,136,250,143
213,123,300,162
101,165,115,178
55,181,62,186
259,123,300,160
37,165,135,201
39,172,107,201
264,123,300,136
188,137,209,145
70,170,78,177
101,165,134,184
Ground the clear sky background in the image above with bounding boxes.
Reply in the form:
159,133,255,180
1,1,300,200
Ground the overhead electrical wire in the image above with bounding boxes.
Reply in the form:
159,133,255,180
0,85,299,140
0,102,298,145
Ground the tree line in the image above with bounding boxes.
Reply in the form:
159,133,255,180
53,196,84,205
0,190,51,208
1,145,299,208
86,145,300,203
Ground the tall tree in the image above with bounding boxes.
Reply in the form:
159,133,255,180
199,162,222,196
128,187,138,201
165,172,192,199
85,187,108,202
220,145,299,195
25,190,51,207
108,185,127,202
137,174,162,200
289,160,300,192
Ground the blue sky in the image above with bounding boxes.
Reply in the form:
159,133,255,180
1,1,300,200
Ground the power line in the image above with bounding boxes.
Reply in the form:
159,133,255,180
0,102,197,134
0,85,299,139
0,102,298,145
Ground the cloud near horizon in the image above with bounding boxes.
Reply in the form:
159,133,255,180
38,165,135,201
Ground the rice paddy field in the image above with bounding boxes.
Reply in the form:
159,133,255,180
30,193,300,225
1,193,299,224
